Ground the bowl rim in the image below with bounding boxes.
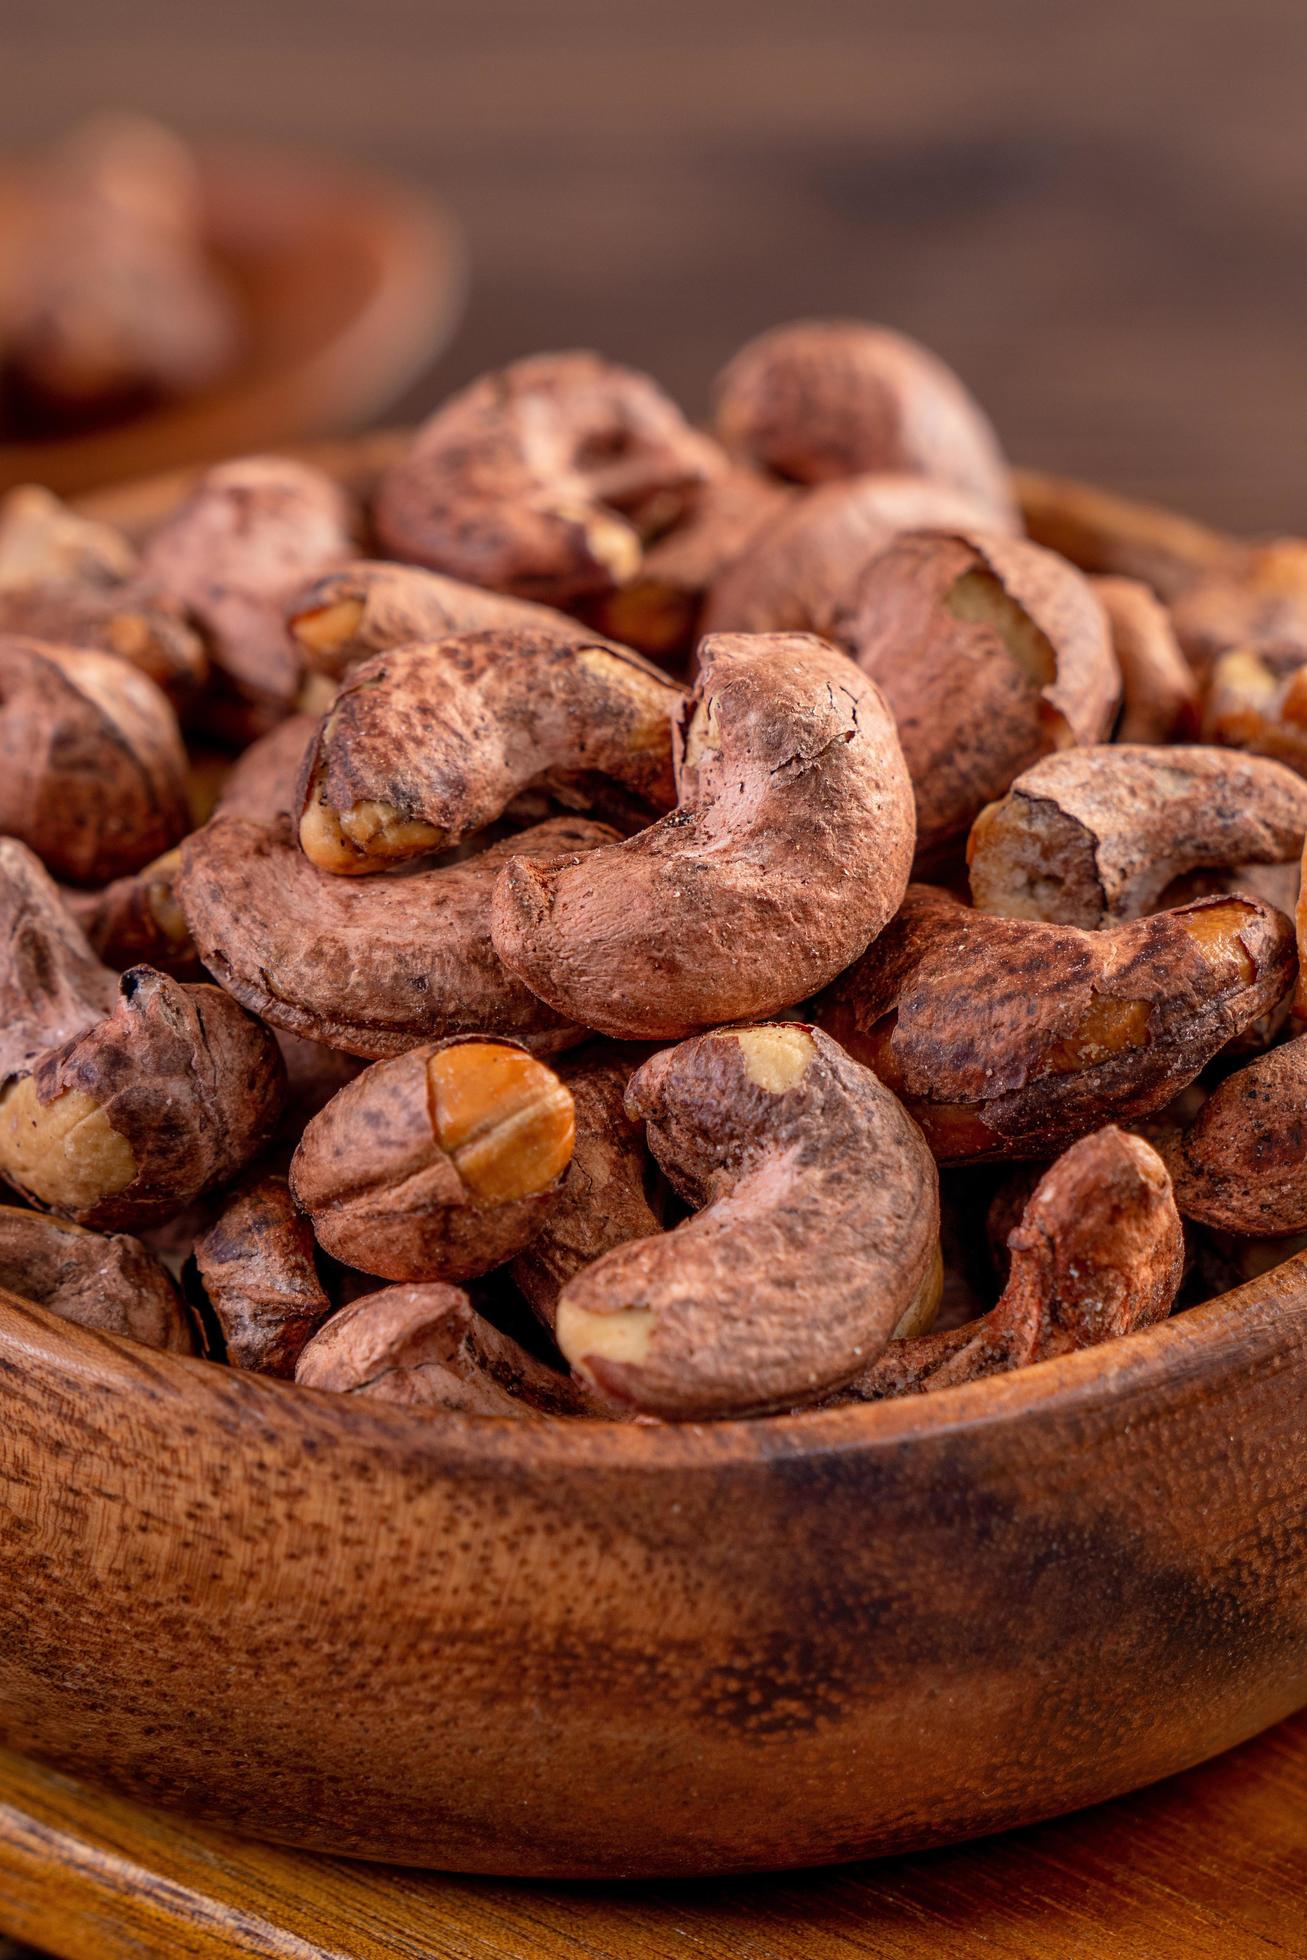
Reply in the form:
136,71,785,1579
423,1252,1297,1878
4,1247,1302,1474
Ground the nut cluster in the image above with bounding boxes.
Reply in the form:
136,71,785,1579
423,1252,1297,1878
1,321,1304,1423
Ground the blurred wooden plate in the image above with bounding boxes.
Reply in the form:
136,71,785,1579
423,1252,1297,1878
0,143,463,498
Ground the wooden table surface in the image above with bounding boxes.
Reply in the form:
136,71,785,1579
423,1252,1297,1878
0,1715,1303,1958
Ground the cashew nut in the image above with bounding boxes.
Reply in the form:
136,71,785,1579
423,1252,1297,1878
968,746,1307,927
1092,575,1198,744
491,631,916,1040
191,1173,332,1376
818,884,1296,1161
0,1202,194,1352
1160,1034,1307,1236
555,1024,940,1418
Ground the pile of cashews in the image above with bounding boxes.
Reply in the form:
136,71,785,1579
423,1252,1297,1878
2,319,1306,1422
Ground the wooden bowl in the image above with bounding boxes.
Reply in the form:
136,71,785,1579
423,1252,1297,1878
0,144,463,498
5,449,1305,1874
0,1257,1303,1879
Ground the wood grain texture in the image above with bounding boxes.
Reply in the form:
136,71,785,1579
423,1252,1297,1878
0,1250,1303,1879
7,0,1307,531
0,1717,1304,1958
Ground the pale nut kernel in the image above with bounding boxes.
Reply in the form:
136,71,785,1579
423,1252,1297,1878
428,1041,576,1202
0,1080,137,1214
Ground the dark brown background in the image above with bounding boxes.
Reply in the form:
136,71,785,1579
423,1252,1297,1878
3,0,1307,531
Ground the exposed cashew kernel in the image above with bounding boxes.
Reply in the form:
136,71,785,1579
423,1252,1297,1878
1202,648,1307,775
0,636,189,884
0,967,286,1229
289,1037,574,1282
0,485,138,590
510,1046,664,1331
191,1173,332,1376
555,1024,940,1418
295,1282,605,1418
491,632,916,1040
837,1127,1182,1399
818,884,1295,1162
1160,1034,1307,1236
0,1203,194,1351
141,457,356,736
1092,576,1199,744
1015,468,1246,601
179,813,616,1058
713,320,1015,521
296,629,679,874
374,352,721,605
287,560,595,682
846,530,1121,861
63,846,198,977
702,472,1012,640
968,746,1307,927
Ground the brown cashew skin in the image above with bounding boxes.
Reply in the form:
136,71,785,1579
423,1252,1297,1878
555,1023,941,1420
178,813,617,1059
1161,1034,1307,1236
1092,576,1199,744
846,529,1121,861
287,560,597,683
837,1127,1182,1400
713,319,1015,520
0,967,287,1230
1016,468,1246,602
0,635,190,884
702,472,1011,640
0,580,207,706
214,713,318,827
141,456,356,734
191,1173,332,1377
818,884,1296,1163
1170,540,1307,679
491,631,916,1041
968,746,1307,928
373,351,721,606
0,1202,193,1352
296,628,680,875
0,838,119,1080
510,1045,664,1331
579,467,792,662
290,1037,575,1283
295,1282,604,1418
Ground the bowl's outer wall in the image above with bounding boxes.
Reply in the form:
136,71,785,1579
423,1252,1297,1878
0,1263,1304,1879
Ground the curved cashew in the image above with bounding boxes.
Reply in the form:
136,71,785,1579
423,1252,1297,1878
192,1173,332,1376
0,635,189,883
713,319,1014,519
1170,540,1307,678
287,559,594,683
0,581,207,706
0,484,138,590
0,1202,193,1352
214,713,319,828
179,812,617,1058
818,884,1296,1162
1160,1034,1307,1236
968,746,1307,927
510,1046,664,1330
839,1127,1182,1399
1092,575,1198,744
63,846,198,978
296,629,680,875
555,1023,940,1419
290,1037,575,1283
373,352,721,605
702,472,1010,640
0,839,119,1079
846,529,1121,860
295,1282,603,1418
1015,468,1245,602
491,631,916,1040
